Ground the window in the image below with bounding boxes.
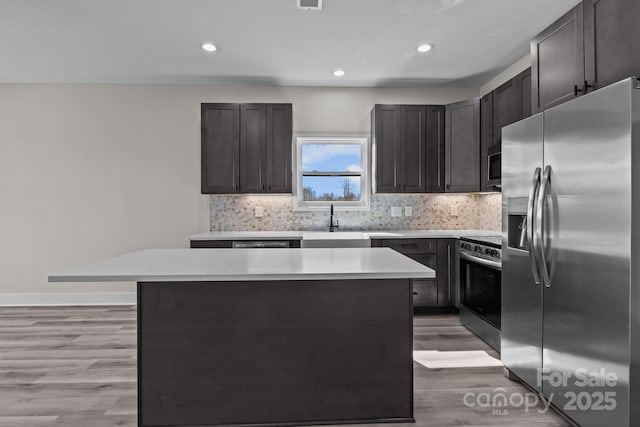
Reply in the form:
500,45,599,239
294,136,370,211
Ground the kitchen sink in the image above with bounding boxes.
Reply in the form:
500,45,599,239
301,232,371,248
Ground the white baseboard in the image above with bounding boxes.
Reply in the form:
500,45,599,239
0,292,136,306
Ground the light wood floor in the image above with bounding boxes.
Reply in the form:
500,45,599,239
0,306,571,427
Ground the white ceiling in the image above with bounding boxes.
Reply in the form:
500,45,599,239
0,0,580,87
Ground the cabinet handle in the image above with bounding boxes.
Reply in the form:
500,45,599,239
574,81,594,96
447,243,452,304
583,80,594,93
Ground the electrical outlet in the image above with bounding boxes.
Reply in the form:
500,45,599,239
255,206,264,217
391,206,402,217
404,206,412,217
450,204,458,217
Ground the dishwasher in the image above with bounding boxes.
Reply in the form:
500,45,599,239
232,241,291,248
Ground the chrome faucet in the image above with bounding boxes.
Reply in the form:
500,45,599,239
329,203,339,232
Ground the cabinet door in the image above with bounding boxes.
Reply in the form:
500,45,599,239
480,93,494,192
373,105,400,192
493,78,519,138
445,98,480,193
405,253,439,308
515,67,532,120
240,104,266,193
265,104,292,193
437,239,456,307
425,106,445,193
531,4,584,113
201,103,240,194
412,280,438,308
584,0,640,91
399,105,426,193
489,78,519,189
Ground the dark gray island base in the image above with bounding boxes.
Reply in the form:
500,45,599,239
137,278,414,427
49,248,434,427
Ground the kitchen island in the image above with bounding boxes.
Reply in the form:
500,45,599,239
49,248,434,427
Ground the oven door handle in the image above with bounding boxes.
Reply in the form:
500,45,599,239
459,251,501,271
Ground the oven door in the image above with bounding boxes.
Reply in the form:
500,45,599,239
459,252,501,329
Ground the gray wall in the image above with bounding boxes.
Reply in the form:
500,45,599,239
0,83,480,301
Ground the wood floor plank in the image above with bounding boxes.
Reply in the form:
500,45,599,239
0,306,571,426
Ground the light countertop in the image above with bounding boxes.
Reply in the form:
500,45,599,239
187,229,500,241
48,248,435,283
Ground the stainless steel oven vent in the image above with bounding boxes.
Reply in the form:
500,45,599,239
297,0,322,10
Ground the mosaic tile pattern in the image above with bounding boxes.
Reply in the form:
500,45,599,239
209,193,501,232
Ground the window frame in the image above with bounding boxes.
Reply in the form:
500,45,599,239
293,136,370,211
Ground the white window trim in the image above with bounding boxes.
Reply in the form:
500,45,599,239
293,136,371,211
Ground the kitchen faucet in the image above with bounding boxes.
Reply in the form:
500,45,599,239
329,203,339,232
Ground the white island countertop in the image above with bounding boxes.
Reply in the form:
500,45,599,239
48,248,435,283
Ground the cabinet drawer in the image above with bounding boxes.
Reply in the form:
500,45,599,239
413,279,438,307
377,239,437,254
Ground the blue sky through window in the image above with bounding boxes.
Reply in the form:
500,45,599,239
301,143,362,200
301,144,362,172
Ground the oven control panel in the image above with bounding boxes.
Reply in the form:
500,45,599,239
460,241,501,262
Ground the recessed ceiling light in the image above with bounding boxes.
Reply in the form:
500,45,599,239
416,44,434,53
333,69,346,77
202,43,217,52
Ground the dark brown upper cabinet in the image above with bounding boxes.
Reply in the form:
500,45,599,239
425,106,446,193
445,98,480,193
201,103,240,194
480,67,532,192
532,0,640,114
492,78,519,146
515,67,532,120
583,0,640,91
265,104,293,193
372,105,400,193
201,103,292,194
531,3,585,113
480,92,494,192
240,104,266,193
372,105,444,193
399,105,427,193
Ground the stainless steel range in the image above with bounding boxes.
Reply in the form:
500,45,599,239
459,236,501,352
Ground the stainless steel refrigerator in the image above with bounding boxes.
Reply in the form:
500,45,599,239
502,77,640,427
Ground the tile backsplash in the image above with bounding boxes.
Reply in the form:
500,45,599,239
209,193,501,232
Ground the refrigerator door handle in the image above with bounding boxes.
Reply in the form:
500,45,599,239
527,167,542,285
536,165,552,287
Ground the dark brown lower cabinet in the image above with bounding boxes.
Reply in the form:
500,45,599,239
138,279,414,427
371,238,457,309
